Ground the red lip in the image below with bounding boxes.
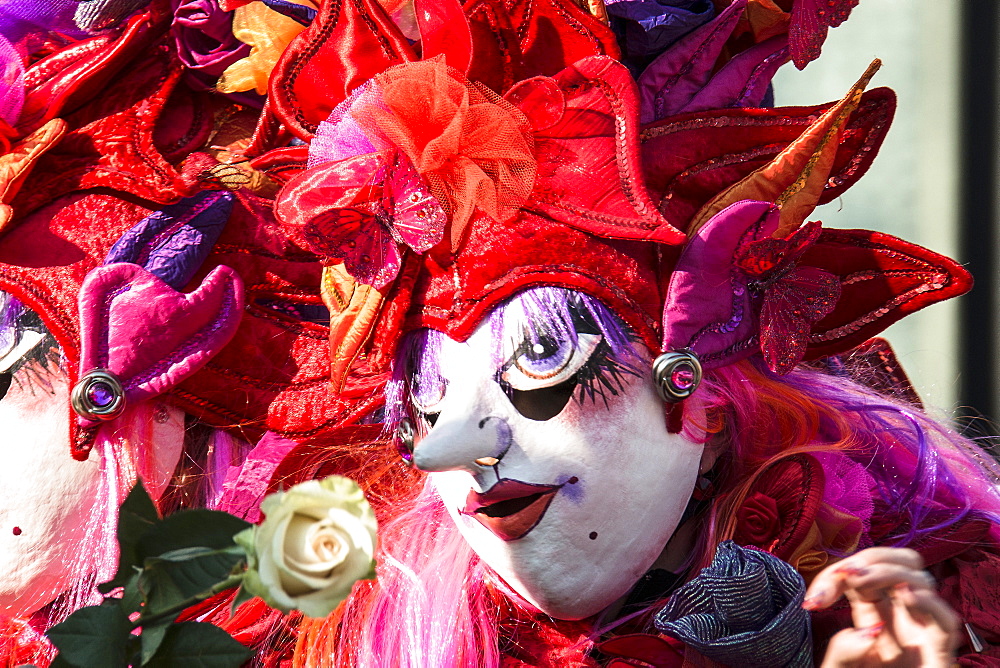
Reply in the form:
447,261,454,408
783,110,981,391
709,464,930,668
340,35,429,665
461,479,563,541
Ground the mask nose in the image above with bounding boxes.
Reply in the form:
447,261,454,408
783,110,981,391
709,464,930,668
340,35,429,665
411,415,512,474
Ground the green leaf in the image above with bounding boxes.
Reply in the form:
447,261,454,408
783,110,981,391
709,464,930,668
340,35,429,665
228,585,255,618
100,483,160,594
145,622,251,668
47,605,130,668
139,622,169,666
120,573,143,614
48,655,75,668
136,510,251,562
138,546,246,620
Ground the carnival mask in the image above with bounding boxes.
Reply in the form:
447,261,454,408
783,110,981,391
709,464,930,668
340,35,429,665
405,288,706,619
0,296,185,615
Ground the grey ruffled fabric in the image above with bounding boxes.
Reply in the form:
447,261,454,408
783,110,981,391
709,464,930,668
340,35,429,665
654,541,813,668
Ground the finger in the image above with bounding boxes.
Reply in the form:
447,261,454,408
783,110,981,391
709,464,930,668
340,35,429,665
839,547,925,570
893,584,961,645
844,585,895,632
820,625,883,668
805,552,932,611
843,563,937,602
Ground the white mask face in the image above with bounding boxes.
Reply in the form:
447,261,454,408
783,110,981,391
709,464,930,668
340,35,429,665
0,303,185,616
0,352,105,616
407,294,706,620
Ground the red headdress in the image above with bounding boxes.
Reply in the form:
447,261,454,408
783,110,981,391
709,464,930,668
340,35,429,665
263,0,969,406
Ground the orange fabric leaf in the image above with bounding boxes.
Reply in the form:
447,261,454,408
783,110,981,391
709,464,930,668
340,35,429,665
745,0,791,43
323,263,388,393
0,118,66,236
688,59,881,238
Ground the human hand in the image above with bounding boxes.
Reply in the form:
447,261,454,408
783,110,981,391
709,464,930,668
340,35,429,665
804,547,959,667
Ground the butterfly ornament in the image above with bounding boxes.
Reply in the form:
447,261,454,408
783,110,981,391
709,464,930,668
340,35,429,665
295,152,447,289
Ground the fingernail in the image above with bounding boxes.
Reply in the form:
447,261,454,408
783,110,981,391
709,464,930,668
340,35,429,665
836,566,869,577
858,622,885,639
802,592,825,610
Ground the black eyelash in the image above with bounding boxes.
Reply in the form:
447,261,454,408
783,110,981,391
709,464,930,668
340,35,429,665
572,338,641,408
3,307,62,395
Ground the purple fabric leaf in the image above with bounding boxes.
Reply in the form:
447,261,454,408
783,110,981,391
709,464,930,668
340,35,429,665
104,190,235,290
637,0,746,123
679,35,789,113
0,0,87,42
0,293,21,358
260,0,315,26
0,33,23,125
170,0,252,96
606,0,714,67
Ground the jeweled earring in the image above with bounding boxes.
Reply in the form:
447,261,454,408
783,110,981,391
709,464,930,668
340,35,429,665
652,350,702,402
395,417,416,463
71,369,126,421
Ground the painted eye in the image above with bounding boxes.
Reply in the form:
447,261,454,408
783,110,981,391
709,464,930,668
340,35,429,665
502,333,601,391
410,367,447,414
0,330,46,375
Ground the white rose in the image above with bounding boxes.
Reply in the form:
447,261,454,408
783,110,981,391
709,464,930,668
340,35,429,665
236,475,377,618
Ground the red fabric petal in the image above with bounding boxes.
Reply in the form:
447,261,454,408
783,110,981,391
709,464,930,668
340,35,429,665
506,0,620,78
802,229,973,359
528,56,684,245
17,9,165,136
414,0,473,74
268,0,415,141
12,39,200,218
465,0,527,94
641,88,895,236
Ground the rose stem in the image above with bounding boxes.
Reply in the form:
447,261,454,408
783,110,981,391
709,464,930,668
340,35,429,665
132,573,246,630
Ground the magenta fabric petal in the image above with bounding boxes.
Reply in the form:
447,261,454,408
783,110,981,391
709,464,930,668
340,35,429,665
662,199,777,367
77,262,244,427
0,33,23,126
637,0,746,123
215,431,298,521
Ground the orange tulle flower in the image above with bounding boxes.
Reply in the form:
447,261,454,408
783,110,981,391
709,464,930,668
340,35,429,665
354,57,536,248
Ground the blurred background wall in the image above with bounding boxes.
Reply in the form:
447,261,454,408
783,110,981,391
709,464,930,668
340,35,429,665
771,0,999,432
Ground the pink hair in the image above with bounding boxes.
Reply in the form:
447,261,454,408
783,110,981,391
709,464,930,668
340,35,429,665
331,484,502,667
